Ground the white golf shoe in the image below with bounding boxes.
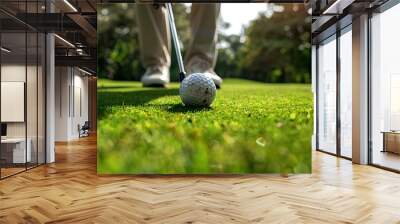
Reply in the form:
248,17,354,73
186,56,222,88
141,65,170,87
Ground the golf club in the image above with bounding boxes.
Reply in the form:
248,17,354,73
166,3,217,107
166,3,186,82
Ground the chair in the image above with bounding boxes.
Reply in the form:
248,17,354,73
79,121,90,138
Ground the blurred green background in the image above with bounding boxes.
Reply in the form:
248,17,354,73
98,3,311,83
97,3,313,174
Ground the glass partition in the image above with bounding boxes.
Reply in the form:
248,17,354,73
1,30,28,177
0,1,46,179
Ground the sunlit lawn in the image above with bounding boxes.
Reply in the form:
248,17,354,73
98,78,313,174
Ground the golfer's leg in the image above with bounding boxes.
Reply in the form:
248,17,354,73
186,3,222,88
185,3,220,67
135,4,171,68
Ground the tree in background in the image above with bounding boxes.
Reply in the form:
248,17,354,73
98,4,140,80
237,4,311,83
98,3,311,83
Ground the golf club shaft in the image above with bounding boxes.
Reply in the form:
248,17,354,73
166,3,186,82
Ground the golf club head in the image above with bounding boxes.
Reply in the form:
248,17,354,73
179,71,186,82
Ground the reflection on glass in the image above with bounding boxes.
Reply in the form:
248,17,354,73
0,0,47,179
340,28,352,158
390,75,400,130
317,36,337,154
371,4,400,171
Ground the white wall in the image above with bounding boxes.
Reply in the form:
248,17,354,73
55,66,89,141
55,66,70,141
1,63,46,164
1,66,26,127
1,65,28,138
1,82,25,122
72,72,89,138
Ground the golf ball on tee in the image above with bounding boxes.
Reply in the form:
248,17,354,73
179,73,216,107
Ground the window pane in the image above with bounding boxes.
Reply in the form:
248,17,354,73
371,4,400,171
317,36,337,154
340,28,352,158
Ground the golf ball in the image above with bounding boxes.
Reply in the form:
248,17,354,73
179,73,216,107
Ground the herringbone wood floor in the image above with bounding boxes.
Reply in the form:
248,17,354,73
1,135,400,224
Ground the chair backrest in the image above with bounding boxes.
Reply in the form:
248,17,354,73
82,121,90,129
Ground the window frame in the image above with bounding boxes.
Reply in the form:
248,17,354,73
314,20,353,160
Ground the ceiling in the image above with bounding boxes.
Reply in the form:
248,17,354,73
0,0,97,73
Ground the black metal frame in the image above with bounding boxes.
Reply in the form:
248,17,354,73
315,44,319,152
0,0,47,180
336,21,341,158
367,11,373,166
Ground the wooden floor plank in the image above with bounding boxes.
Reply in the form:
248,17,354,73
1,135,400,223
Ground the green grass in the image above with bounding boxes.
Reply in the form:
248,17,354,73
98,78,313,174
